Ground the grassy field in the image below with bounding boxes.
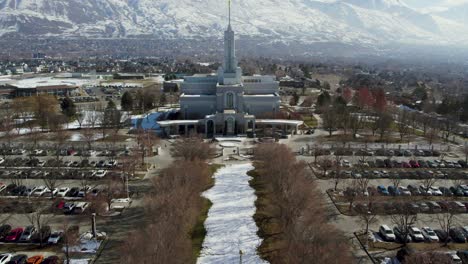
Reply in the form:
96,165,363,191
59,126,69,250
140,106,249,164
248,169,282,262
303,115,318,127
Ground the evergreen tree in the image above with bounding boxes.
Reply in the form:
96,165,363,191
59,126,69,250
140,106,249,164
121,91,134,111
106,100,117,110
317,91,331,108
60,97,76,119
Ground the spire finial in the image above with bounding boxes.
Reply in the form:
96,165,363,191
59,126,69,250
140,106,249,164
228,0,231,26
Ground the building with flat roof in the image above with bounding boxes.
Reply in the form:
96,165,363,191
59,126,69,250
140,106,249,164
159,2,302,138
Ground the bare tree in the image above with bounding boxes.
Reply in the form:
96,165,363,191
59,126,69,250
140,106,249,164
62,221,80,264
404,251,452,264
317,156,333,177
391,178,402,189
26,211,51,247
397,109,411,141
437,211,457,246
170,135,214,161
391,207,417,246
420,178,438,193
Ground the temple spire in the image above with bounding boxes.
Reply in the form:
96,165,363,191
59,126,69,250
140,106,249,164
228,0,231,27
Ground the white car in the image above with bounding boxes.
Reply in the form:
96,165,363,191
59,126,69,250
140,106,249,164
379,225,396,242
0,183,6,193
341,160,351,168
25,186,37,196
106,160,118,168
46,188,58,197
32,186,49,196
409,227,425,242
95,170,107,178
47,231,63,244
0,158,4,165
0,254,13,264
429,186,443,196
421,227,439,242
57,187,70,197
37,160,47,167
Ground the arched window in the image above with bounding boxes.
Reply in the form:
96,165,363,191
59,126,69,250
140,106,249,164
226,93,234,109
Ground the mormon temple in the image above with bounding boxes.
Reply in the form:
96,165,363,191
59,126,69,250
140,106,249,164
159,3,303,138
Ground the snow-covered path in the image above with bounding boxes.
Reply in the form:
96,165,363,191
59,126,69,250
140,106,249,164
197,163,267,264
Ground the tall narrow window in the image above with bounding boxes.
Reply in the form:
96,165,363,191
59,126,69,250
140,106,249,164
226,93,234,109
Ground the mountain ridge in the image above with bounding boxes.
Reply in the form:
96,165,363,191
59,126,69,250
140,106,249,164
0,0,467,47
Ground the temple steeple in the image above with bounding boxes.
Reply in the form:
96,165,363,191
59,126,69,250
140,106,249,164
223,0,237,74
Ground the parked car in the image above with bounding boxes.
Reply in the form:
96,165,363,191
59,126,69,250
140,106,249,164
393,226,411,243
407,185,421,196
42,256,60,264
32,186,48,197
439,187,454,196
26,255,43,264
47,231,63,244
19,226,36,242
377,186,389,196
427,201,442,213
418,202,430,213
450,228,467,243
0,254,13,264
434,229,451,243
5,228,23,242
379,225,396,242
421,227,439,242
73,202,89,214
35,226,51,243
95,170,107,178
451,186,465,197
63,203,76,214
409,227,425,242
409,160,420,168
7,254,28,264
429,186,443,196
0,224,12,240
388,186,400,196
67,187,80,197
451,201,467,213
398,186,411,196
57,187,70,197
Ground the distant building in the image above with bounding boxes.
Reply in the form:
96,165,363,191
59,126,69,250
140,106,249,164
113,73,145,80
279,76,305,88
0,85,79,98
163,80,181,93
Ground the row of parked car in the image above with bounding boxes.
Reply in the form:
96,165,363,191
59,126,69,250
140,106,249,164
0,183,99,199
373,184,468,197
1,157,118,169
353,199,468,215
379,225,468,244
0,224,64,245
0,168,111,181
372,159,468,169
0,148,129,158
0,254,60,264
315,148,441,157
337,169,467,179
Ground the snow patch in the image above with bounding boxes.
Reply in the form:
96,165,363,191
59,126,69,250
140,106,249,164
198,163,267,264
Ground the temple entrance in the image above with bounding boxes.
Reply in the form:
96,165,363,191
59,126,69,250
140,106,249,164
226,117,235,135
206,120,215,138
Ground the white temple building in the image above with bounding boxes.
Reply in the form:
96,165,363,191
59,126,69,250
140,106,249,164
159,3,303,138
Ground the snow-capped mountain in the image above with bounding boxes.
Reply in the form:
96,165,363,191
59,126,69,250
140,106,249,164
0,0,467,46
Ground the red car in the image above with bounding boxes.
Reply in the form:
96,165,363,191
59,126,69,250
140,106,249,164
5,227,23,242
402,162,411,168
56,200,65,210
409,160,420,168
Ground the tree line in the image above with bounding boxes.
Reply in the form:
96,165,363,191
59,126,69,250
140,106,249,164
122,137,216,263
251,143,353,263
